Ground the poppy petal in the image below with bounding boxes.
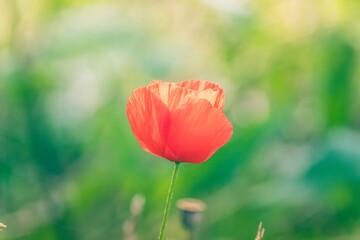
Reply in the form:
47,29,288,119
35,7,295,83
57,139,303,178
178,80,225,110
148,81,194,110
126,87,177,160
167,98,233,163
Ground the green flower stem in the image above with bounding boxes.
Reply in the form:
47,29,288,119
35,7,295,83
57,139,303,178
158,162,181,240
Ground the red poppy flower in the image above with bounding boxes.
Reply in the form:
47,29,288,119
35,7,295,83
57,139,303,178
126,80,233,164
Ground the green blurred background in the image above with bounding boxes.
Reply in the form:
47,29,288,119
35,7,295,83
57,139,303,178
1,0,360,239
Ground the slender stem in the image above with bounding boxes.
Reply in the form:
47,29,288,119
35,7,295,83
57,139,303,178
158,162,180,240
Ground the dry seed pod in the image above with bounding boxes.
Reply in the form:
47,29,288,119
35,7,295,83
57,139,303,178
176,198,206,231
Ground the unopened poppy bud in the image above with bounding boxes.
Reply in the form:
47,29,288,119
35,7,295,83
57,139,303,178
176,198,206,231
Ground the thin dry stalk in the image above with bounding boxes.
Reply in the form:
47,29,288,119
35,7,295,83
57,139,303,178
255,222,265,240
123,194,145,240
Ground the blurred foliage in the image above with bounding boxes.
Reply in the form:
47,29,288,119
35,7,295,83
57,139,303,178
1,0,360,239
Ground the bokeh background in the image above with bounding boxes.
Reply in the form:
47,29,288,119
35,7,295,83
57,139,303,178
1,0,360,239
